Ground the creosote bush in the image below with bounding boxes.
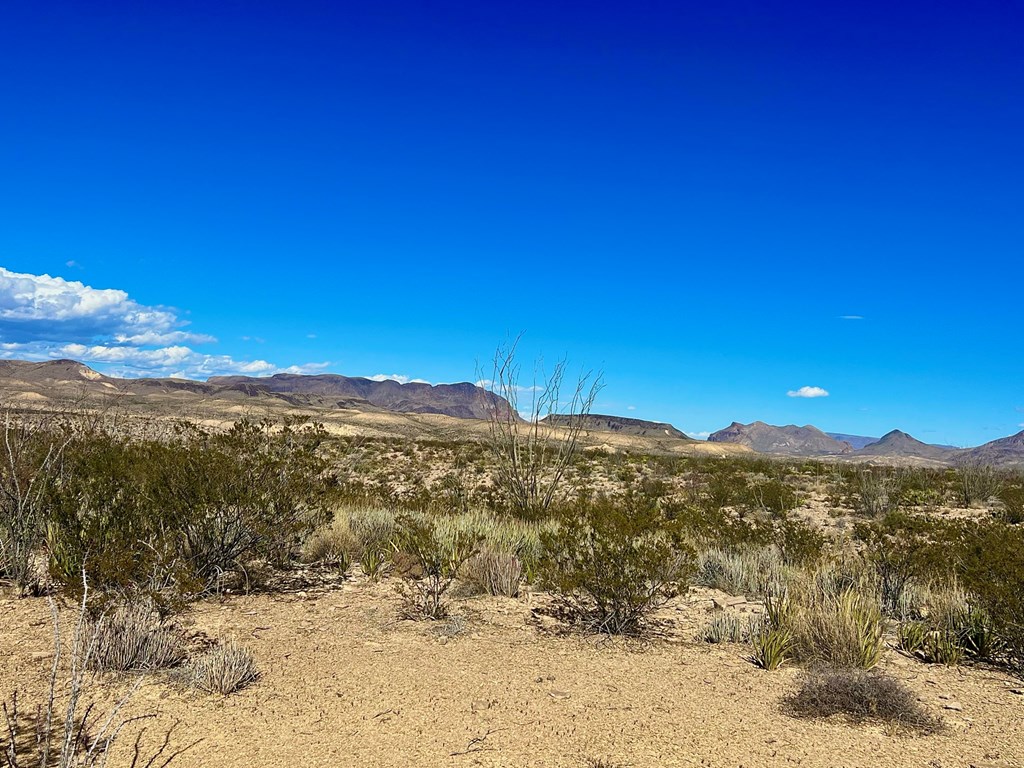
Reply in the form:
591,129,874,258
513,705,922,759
540,494,693,635
392,514,480,619
785,668,940,732
44,418,333,606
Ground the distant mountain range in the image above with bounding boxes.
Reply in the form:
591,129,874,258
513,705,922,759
0,359,513,420
709,420,1024,468
208,373,512,420
825,432,880,450
708,422,853,456
543,414,691,440
0,359,1021,466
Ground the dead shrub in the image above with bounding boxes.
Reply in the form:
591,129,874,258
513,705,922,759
463,546,522,597
181,640,259,695
87,600,186,673
785,668,941,732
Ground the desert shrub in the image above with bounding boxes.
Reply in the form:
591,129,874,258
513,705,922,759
87,600,186,672
0,414,65,595
161,419,332,573
45,419,333,602
695,546,785,597
43,434,191,603
997,482,1024,524
742,476,799,517
392,514,480,619
346,506,398,554
182,640,259,695
956,462,1003,508
540,494,693,635
781,575,885,670
463,546,522,597
772,516,826,568
302,524,354,572
855,513,947,619
853,469,901,517
785,668,940,731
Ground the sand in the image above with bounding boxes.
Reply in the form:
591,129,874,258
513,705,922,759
2,577,1022,768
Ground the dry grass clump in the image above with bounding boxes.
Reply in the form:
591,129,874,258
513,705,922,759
87,600,186,673
301,525,353,570
180,640,259,695
789,585,885,670
463,546,523,597
695,546,785,597
699,614,758,645
785,668,941,732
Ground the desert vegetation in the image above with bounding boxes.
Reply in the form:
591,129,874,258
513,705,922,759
3,400,1024,765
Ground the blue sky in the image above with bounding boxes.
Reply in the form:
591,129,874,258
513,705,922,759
1,1,1021,446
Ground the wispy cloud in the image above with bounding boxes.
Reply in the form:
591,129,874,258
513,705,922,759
787,385,830,398
839,315,864,320
0,266,326,379
688,430,712,439
367,373,431,385
626,405,636,411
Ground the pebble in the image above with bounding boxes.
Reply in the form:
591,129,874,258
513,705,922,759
548,690,570,701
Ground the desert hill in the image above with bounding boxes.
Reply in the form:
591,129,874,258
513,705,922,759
542,413,691,440
853,429,962,463
958,430,1024,468
708,421,853,456
826,432,879,450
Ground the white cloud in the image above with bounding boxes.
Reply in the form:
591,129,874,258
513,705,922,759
367,373,430,385
839,315,864,320
0,266,328,380
688,430,712,439
626,405,636,411
787,386,830,398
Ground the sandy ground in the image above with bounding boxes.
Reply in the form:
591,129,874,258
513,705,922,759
2,579,1022,768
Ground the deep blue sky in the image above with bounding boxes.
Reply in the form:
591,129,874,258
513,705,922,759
1,1,1021,445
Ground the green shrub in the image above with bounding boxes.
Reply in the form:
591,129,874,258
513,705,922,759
956,463,1003,508
392,514,480,619
44,419,333,603
853,469,901,517
0,414,63,594
997,483,1024,524
540,494,693,635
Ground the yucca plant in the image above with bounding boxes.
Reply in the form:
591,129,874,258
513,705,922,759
752,626,793,670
